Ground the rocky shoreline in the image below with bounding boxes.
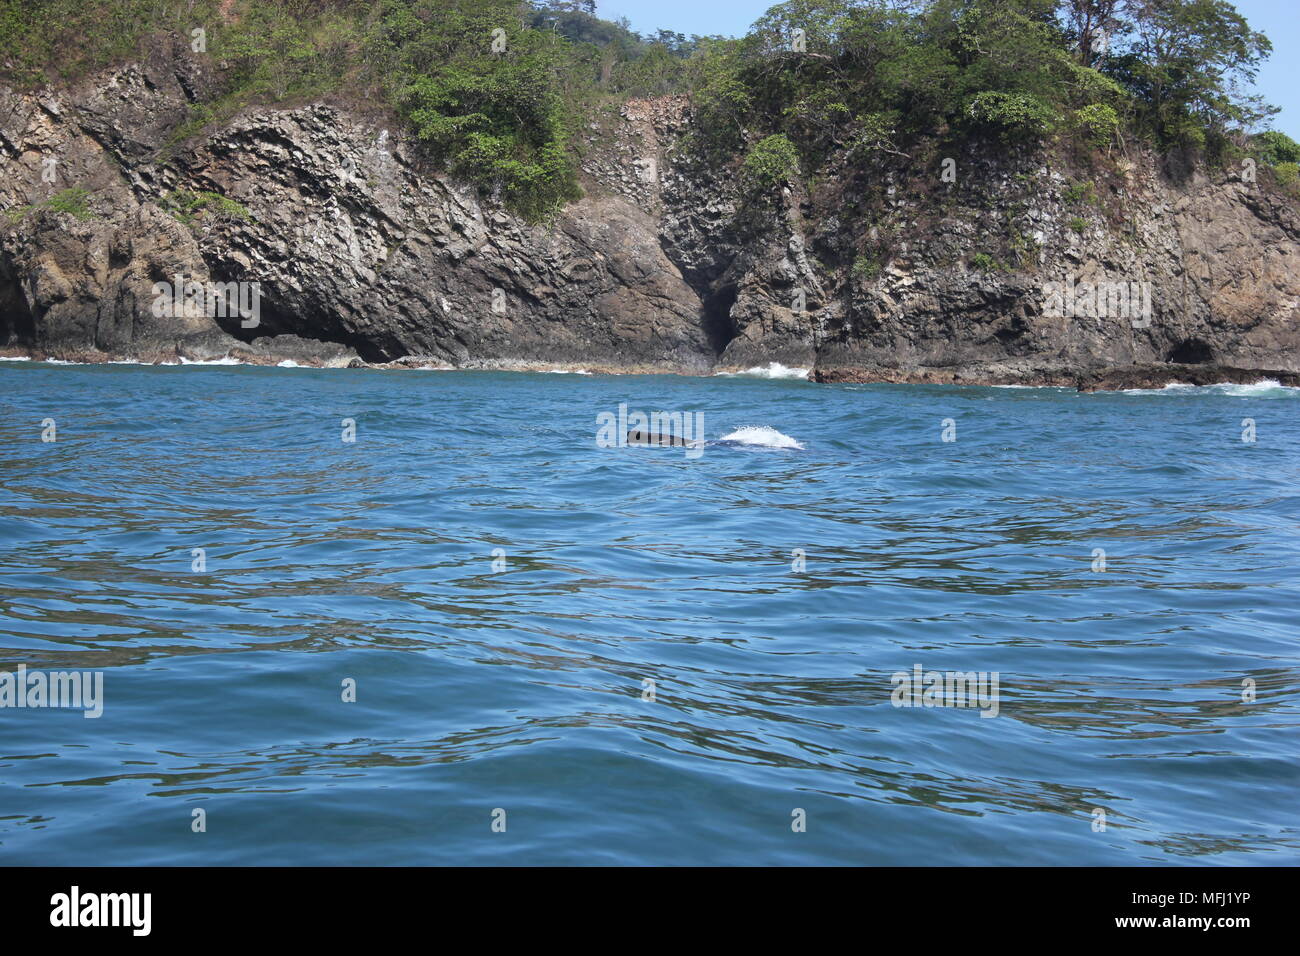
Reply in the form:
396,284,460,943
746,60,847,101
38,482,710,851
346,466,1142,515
6,338,1297,393
812,362,1300,390
3,46,1299,388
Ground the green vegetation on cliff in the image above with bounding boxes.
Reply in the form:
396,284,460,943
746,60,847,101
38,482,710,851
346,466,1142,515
1,0,1295,219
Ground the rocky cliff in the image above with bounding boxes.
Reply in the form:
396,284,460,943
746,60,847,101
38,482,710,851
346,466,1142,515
2,42,1298,386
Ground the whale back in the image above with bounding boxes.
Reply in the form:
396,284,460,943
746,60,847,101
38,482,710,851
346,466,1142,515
626,429,689,447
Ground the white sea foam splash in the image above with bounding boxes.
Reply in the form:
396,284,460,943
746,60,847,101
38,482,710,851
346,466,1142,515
5,354,340,368
1208,380,1297,397
718,426,805,450
715,362,810,380
1121,379,1298,397
17,356,238,367
179,356,243,366
987,383,1068,389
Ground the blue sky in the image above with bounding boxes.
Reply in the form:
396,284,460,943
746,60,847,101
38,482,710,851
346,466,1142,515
596,0,1299,140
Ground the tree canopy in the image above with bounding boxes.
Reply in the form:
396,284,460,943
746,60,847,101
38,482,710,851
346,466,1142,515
0,0,1292,218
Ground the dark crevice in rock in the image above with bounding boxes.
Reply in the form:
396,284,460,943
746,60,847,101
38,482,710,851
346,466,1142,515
701,284,738,355
0,252,35,347
1167,338,1215,364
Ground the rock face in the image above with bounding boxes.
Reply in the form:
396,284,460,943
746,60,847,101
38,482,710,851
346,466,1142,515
2,44,1298,385
805,151,1300,385
660,134,1300,385
0,49,707,370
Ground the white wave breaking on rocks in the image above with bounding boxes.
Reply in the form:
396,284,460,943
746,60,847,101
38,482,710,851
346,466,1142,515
714,363,811,380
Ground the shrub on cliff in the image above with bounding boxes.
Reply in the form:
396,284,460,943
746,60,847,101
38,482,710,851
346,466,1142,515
368,1,585,221
0,0,221,84
1255,131,1300,167
1070,103,1120,148
741,134,801,194
965,91,1056,140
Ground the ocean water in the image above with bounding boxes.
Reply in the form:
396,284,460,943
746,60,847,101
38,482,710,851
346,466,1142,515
1,361,1297,866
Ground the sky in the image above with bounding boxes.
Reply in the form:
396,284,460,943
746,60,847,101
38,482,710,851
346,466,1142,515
595,0,1300,140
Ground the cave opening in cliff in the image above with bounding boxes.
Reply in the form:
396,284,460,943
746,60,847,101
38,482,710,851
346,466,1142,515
0,253,36,347
213,293,395,364
1167,338,1215,365
701,284,739,355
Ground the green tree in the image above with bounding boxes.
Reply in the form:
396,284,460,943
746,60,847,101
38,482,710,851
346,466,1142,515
1106,0,1274,147
1254,130,1300,166
1061,0,1125,66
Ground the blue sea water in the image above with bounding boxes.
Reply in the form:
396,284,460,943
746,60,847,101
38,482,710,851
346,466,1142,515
0,360,1297,866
